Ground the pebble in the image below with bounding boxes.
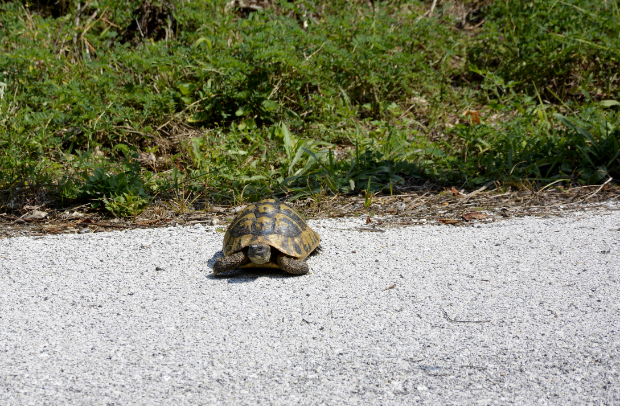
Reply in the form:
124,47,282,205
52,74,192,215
0,210,618,404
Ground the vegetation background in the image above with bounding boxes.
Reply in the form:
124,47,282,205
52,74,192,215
1,0,619,217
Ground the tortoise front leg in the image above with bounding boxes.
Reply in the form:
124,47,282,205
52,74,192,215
277,254,309,275
213,251,249,275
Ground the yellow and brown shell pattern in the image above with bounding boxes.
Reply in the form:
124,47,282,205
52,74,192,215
223,199,320,267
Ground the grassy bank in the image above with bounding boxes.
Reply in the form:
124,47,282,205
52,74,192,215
1,0,619,216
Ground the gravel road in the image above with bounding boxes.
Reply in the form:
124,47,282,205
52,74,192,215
1,208,619,405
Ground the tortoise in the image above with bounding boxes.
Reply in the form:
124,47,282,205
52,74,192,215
213,198,320,275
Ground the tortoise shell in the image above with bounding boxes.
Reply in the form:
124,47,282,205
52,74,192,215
223,198,320,268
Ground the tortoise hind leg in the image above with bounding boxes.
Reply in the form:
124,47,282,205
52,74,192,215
277,254,309,275
213,251,248,275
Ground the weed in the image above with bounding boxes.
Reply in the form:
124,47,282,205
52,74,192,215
0,0,618,216
166,188,199,215
468,0,620,101
104,193,150,219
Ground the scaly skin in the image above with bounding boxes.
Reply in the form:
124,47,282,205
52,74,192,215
248,243,271,264
213,251,249,275
277,254,309,275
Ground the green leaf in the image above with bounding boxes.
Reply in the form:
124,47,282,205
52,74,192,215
115,143,130,157
0,81,8,98
554,114,576,130
600,100,620,108
281,122,294,160
178,83,192,96
240,175,267,181
289,140,311,176
193,37,213,52
262,99,280,111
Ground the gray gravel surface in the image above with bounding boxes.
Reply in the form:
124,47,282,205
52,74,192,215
1,209,620,405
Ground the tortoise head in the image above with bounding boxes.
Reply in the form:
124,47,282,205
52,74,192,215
248,244,271,265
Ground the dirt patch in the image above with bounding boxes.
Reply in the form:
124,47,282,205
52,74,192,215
228,0,273,18
437,0,493,29
20,0,70,18
227,0,320,29
121,0,175,45
1,180,618,239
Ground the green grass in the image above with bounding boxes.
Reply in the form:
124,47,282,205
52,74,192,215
1,0,619,215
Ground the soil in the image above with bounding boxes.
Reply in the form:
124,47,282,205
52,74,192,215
1,180,618,239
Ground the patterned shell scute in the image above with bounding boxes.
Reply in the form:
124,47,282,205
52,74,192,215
223,199,320,260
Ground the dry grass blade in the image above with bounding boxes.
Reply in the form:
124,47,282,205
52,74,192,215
575,177,613,203
166,190,200,215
